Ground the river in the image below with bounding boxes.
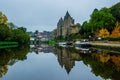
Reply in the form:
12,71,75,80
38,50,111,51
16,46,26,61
0,45,120,80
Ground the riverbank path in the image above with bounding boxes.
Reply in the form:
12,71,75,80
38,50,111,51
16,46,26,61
90,41,120,47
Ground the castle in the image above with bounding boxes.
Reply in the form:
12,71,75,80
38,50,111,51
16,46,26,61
56,11,80,37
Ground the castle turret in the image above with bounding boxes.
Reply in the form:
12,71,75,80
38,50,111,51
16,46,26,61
63,11,74,37
56,11,76,38
57,17,63,36
64,11,70,19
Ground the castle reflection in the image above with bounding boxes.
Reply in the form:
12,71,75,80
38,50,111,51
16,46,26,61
53,46,120,80
54,46,81,74
30,44,82,74
30,44,120,80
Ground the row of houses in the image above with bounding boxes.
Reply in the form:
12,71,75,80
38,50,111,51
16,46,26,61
28,31,54,44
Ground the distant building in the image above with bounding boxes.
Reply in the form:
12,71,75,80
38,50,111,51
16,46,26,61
28,30,54,44
37,32,43,38
56,11,80,38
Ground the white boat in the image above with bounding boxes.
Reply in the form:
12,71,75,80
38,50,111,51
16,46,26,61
30,45,35,48
58,42,67,45
75,40,91,47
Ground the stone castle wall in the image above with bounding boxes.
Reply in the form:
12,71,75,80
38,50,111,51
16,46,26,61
57,11,79,37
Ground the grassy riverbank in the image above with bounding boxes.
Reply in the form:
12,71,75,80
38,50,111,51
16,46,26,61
0,41,18,45
0,41,18,49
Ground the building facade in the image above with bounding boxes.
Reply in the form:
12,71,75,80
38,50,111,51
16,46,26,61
57,11,80,38
57,18,64,36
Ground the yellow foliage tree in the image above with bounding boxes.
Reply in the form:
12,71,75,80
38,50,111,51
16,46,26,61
98,28,110,38
0,12,8,25
111,56,120,67
97,53,110,63
111,22,120,38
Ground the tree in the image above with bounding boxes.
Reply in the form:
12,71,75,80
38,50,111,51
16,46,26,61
110,2,120,22
90,7,116,32
0,12,8,25
18,27,27,32
0,25,13,41
0,11,30,44
0,12,13,41
12,28,30,44
98,28,110,38
111,22,120,38
8,22,18,29
94,29,100,38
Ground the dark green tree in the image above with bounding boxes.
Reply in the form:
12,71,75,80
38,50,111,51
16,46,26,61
18,27,27,32
12,28,30,44
110,2,120,22
0,25,13,41
90,7,116,32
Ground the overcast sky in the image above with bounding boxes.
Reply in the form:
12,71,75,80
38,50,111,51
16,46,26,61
0,0,119,32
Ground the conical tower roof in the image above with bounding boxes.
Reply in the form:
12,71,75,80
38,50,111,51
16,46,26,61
64,11,71,19
57,17,63,26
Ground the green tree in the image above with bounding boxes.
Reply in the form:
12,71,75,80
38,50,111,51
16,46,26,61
79,21,93,38
110,2,120,22
0,25,13,41
18,27,27,32
12,29,30,44
0,12,30,44
8,22,18,29
90,7,116,32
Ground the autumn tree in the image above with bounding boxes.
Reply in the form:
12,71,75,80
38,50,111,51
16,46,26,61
0,12,8,25
0,12,12,41
111,22,120,38
79,7,116,38
98,28,110,38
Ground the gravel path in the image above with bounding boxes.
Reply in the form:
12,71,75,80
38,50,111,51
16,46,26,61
90,42,120,47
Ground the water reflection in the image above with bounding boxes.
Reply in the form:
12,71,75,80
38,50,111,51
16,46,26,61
0,44,120,80
0,45,30,78
90,52,120,80
30,44,54,54
54,46,81,74
54,46,120,80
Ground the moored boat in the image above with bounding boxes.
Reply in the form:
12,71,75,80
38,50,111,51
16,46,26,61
75,39,91,48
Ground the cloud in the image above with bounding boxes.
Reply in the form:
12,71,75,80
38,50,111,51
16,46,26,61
0,0,120,31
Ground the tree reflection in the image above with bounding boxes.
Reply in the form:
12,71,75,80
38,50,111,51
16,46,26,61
54,46,120,80
80,51,120,80
0,45,30,78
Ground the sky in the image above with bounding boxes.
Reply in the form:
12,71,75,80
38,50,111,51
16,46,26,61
0,0,120,32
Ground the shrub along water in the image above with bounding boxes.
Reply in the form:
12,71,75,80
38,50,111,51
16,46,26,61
0,12,30,45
